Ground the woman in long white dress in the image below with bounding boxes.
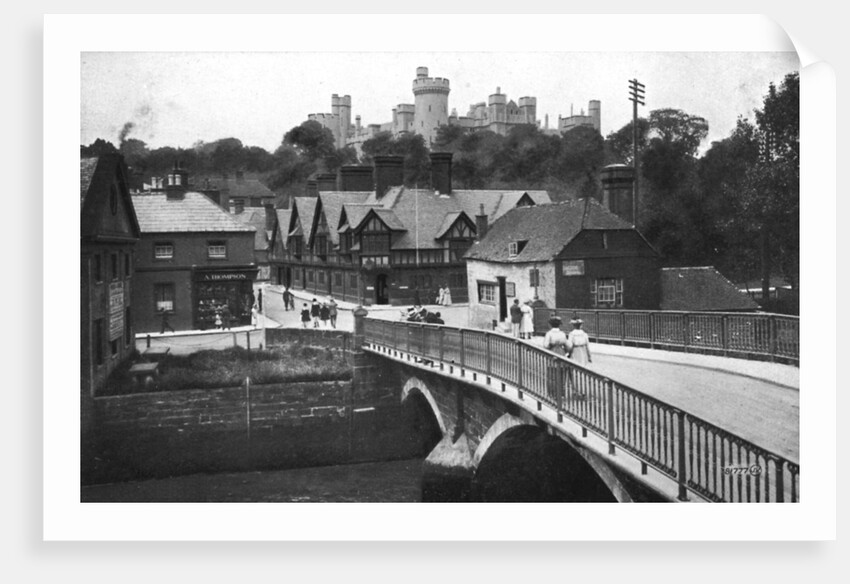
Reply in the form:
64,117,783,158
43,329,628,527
441,284,452,306
567,317,592,366
519,301,534,339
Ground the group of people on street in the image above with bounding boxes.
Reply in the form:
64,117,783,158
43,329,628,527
509,299,535,339
403,305,444,324
300,297,339,329
543,315,592,367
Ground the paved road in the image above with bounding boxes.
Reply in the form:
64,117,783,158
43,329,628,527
258,284,798,462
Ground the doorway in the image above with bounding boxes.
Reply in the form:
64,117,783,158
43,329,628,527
497,277,508,321
375,274,389,305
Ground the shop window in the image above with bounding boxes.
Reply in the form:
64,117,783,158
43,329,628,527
591,278,623,307
477,281,497,305
154,243,174,260
154,283,175,313
93,318,104,365
208,241,227,259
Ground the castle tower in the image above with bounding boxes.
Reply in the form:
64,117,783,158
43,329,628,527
518,96,537,125
412,66,450,147
589,100,601,132
338,94,352,145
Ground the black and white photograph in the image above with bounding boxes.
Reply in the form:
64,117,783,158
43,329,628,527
34,12,838,546
77,46,801,506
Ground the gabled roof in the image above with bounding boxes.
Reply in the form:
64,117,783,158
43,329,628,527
80,157,99,208
273,209,292,250
130,191,256,233
315,191,371,245
292,197,317,242
434,211,465,239
660,267,761,311
231,208,269,251
465,198,634,262
339,203,382,233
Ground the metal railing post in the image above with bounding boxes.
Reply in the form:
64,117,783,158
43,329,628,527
682,314,689,353
721,315,728,357
606,378,615,455
769,315,777,362
439,325,445,370
485,333,492,380
775,458,785,503
649,313,655,349
677,412,688,501
459,329,466,375
620,313,626,346
515,340,524,393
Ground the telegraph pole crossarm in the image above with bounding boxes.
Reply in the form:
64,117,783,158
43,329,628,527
628,79,646,226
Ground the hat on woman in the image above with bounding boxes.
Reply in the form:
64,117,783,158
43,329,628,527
570,314,583,325
548,317,563,328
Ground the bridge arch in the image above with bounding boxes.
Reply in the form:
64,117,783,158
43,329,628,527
401,376,448,437
471,413,628,502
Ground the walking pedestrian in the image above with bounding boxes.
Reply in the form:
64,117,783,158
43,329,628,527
300,303,310,329
519,300,534,339
319,301,330,328
543,317,570,356
567,316,592,366
214,305,223,330
328,297,338,329
159,308,175,334
509,298,522,338
221,303,232,330
282,286,292,311
436,286,445,305
251,304,259,329
310,298,321,328
441,283,452,306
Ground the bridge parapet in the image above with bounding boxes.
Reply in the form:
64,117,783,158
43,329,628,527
533,308,799,365
362,316,800,503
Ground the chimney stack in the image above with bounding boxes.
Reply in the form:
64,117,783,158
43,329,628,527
339,165,375,192
316,173,338,193
373,155,404,198
234,199,245,214
165,160,189,199
600,164,635,224
475,203,489,240
305,179,318,197
430,152,453,195
264,204,276,232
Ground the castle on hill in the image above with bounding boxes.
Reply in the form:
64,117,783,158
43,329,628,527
306,66,600,153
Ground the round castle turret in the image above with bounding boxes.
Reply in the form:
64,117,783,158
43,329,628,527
412,67,450,147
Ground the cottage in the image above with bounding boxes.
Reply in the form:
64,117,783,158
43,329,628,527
464,198,661,330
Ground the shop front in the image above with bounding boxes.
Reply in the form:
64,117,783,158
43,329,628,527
193,266,258,330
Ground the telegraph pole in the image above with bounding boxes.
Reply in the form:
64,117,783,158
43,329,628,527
628,78,645,225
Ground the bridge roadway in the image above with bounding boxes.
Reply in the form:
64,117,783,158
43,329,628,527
261,286,799,466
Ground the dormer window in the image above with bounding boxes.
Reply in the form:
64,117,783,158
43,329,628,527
509,240,528,258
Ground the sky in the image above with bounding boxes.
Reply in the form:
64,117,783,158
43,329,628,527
81,51,799,156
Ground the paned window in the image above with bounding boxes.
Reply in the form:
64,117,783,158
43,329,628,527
591,278,624,307
154,243,173,260
208,241,227,259
154,283,175,313
477,281,497,305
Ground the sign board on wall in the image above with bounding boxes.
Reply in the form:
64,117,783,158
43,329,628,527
506,282,516,297
562,260,586,276
108,281,124,340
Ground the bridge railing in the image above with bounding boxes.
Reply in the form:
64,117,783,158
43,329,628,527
535,308,799,365
362,318,800,503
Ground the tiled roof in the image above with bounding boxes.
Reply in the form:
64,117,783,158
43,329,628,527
190,175,276,201
316,192,371,245
292,197,317,243
434,211,465,239
231,208,269,250
131,191,256,233
80,157,99,208
275,209,292,249
660,267,760,311
465,198,634,262
339,203,382,232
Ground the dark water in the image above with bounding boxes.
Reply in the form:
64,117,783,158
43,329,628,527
81,458,425,503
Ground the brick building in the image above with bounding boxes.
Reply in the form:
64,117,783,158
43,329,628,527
131,166,257,333
81,154,141,396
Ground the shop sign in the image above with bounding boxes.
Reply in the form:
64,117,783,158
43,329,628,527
108,281,124,340
200,272,249,282
562,260,585,277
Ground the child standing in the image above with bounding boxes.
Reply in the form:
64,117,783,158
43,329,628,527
300,303,311,329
